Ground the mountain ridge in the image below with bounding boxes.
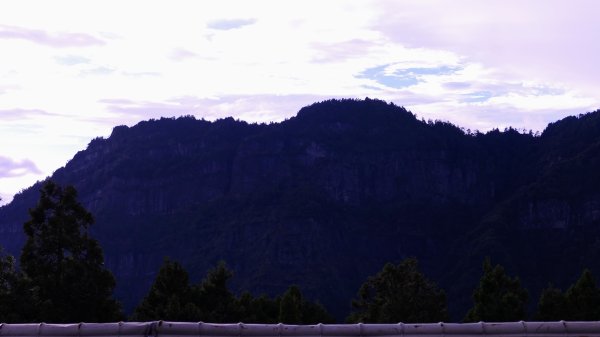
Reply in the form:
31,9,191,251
1,98,600,321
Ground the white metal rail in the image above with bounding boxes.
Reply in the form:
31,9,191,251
1,322,600,337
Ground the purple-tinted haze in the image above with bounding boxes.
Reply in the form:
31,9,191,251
0,25,105,48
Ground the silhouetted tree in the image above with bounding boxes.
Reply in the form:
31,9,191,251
464,258,528,322
0,249,17,322
236,292,280,323
536,284,567,320
277,285,333,324
194,261,239,322
20,180,122,322
132,258,200,321
0,247,38,323
348,258,448,323
279,285,303,324
564,269,600,320
301,297,334,324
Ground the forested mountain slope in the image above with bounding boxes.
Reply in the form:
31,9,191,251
1,99,599,320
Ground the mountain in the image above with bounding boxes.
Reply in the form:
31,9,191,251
1,98,600,321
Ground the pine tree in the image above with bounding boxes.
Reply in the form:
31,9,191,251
300,298,334,324
20,180,122,322
279,285,303,324
0,248,38,323
564,269,600,320
237,292,280,323
194,261,239,322
132,258,200,321
348,258,448,323
0,249,18,322
464,258,528,322
536,284,567,321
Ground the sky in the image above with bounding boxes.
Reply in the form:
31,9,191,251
1,0,599,205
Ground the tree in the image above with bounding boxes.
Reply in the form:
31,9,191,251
464,258,528,322
564,269,600,320
236,286,332,324
236,292,280,323
300,297,334,324
279,285,303,323
20,180,122,322
277,285,333,324
536,284,567,321
347,258,448,323
132,258,200,321
535,270,600,321
0,249,18,322
0,248,37,323
194,261,239,322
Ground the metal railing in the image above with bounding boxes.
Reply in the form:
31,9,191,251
2,322,600,337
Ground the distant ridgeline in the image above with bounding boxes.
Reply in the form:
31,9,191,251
1,98,600,320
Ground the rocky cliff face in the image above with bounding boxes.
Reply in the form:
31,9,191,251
1,99,600,320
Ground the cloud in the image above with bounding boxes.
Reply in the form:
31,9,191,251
0,84,20,95
121,71,161,78
80,66,115,76
443,82,471,90
359,64,418,89
99,98,195,121
55,55,90,65
358,63,460,89
169,48,198,61
312,39,377,63
0,108,54,121
99,94,336,124
207,18,257,30
0,156,42,177
0,25,105,48
461,91,493,103
371,0,600,96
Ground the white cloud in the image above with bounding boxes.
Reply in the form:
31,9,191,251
0,156,41,177
0,24,104,47
207,18,257,31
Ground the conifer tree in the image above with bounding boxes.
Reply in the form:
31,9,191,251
236,292,280,323
564,269,600,320
132,258,200,321
279,285,303,324
0,250,18,322
194,261,239,322
464,258,528,322
0,248,37,323
20,180,122,322
348,258,447,323
536,284,567,321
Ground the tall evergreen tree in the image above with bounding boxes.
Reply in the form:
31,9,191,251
0,249,18,322
236,292,280,323
536,284,567,321
347,258,447,323
194,261,239,322
279,285,303,324
0,248,37,323
464,258,528,322
277,285,333,324
131,258,200,321
20,180,122,322
564,269,600,320
300,297,334,324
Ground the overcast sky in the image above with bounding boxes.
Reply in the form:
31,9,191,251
1,0,599,205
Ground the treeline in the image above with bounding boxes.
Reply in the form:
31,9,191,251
131,259,333,323
2,181,600,323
